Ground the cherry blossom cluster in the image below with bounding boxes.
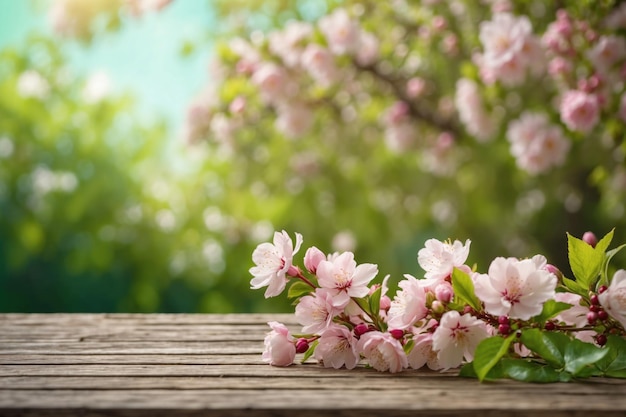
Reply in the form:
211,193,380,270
184,3,626,182
251,230,626,374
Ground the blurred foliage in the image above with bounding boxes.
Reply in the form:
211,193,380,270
0,34,286,313
2,0,626,313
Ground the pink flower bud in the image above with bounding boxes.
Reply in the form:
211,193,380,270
389,329,404,340
434,283,453,303
353,323,370,337
544,264,563,281
587,311,598,324
295,338,310,353
379,295,391,311
582,231,598,248
287,265,301,277
304,246,325,274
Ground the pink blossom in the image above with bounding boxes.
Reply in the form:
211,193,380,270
473,256,557,320
388,275,428,330
599,270,626,330
356,30,380,66
406,77,426,99
295,288,345,334
384,122,415,153
275,102,313,139
432,311,489,369
479,13,543,86
251,62,295,104
605,3,626,29
507,112,570,175
554,292,589,327
587,36,626,74
249,230,303,298
304,246,325,274
454,78,495,142
417,238,471,283
357,331,408,373
268,21,313,68
318,8,361,55
262,321,296,366
316,252,378,306
560,90,600,133
301,44,338,86
314,325,360,369
407,332,442,370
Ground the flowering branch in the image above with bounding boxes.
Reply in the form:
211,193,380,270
251,229,626,382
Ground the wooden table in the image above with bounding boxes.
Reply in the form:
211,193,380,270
1,314,626,416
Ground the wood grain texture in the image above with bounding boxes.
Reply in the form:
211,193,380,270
1,313,625,417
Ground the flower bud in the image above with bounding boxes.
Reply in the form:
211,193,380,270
498,315,509,325
295,338,309,353
544,264,563,281
389,329,404,340
353,323,370,337
498,323,511,335
587,311,598,324
590,294,599,305
435,283,453,303
596,334,608,346
582,231,598,248
598,310,609,321
287,264,301,277
379,295,391,311
303,246,325,274
431,300,445,315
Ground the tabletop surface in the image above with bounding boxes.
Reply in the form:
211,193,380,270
1,313,626,417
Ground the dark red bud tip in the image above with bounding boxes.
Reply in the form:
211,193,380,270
587,311,598,324
498,316,509,325
498,324,511,335
590,294,599,305
389,329,404,340
596,334,608,346
598,285,608,294
353,323,370,337
582,231,598,248
295,338,309,353
598,310,609,321
590,304,601,312
544,321,556,331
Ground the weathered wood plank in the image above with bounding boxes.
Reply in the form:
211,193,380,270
0,354,267,365
1,313,626,417
1,388,626,416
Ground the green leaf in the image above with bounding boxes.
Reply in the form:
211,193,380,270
403,338,415,355
301,340,318,363
605,369,626,378
459,362,478,378
567,232,605,291
562,277,587,297
595,335,626,373
352,297,371,316
533,300,574,324
369,286,382,316
564,338,609,376
451,267,482,312
601,243,626,288
520,329,569,368
595,229,614,253
287,281,313,299
473,335,515,382
501,359,562,383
